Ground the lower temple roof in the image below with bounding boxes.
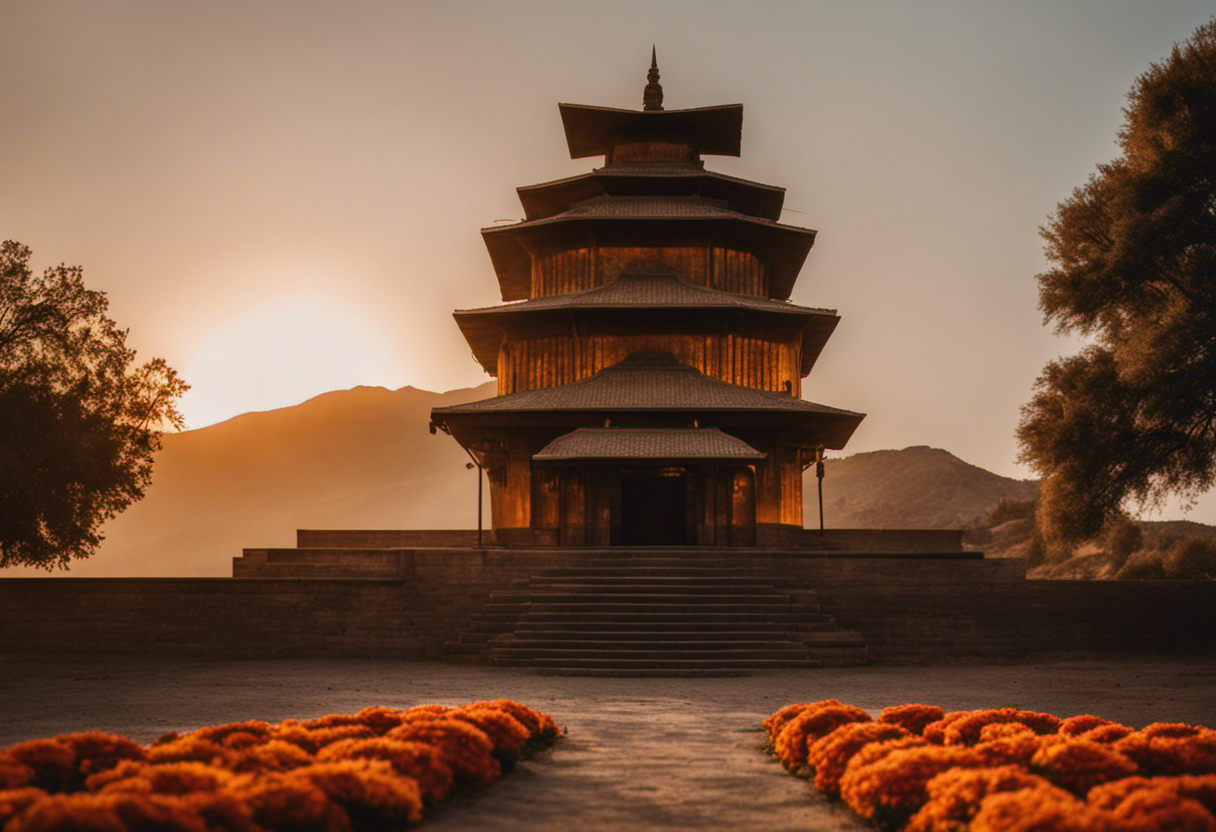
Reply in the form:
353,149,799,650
433,352,861,417
533,426,765,462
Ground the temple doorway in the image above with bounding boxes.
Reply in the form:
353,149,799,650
619,472,688,545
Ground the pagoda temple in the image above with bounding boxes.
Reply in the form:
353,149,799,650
431,54,864,547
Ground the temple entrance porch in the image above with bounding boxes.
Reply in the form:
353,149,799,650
532,462,756,547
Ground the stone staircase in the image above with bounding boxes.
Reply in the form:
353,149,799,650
445,549,867,676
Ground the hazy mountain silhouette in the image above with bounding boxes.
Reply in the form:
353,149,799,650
809,446,1038,530
3,383,495,577
4,388,1040,577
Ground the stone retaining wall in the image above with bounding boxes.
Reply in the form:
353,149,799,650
2,553,1214,661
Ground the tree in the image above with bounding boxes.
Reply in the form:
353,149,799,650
0,241,188,569
1017,19,1216,549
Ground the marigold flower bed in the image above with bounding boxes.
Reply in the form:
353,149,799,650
764,699,1216,831
0,699,561,831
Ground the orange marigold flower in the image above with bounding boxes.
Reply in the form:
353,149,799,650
775,704,872,770
943,709,1062,746
976,732,1048,768
351,706,410,735
1089,773,1216,815
187,720,275,748
905,765,1065,832
840,744,985,831
1079,724,1134,744
229,771,352,832
969,786,1118,832
0,788,47,829
402,705,450,719
0,739,76,793
879,704,946,736
7,792,209,832
272,724,377,754
448,706,531,759
806,722,911,797
0,763,33,790
763,700,844,744
1110,787,1216,832
387,719,501,787
287,761,424,828
173,791,261,832
225,739,315,774
1059,715,1115,736
1143,723,1203,740
3,793,128,832
54,733,147,782
316,738,455,803
88,760,234,795
922,712,973,745
979,723,1035,742
1116,730,1216,776
145,737,232,768
466,699,560,742
1030,738,1138,794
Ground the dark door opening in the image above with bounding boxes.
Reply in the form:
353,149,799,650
620,473,687,545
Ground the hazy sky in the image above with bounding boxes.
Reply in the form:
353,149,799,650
4,1,1216,520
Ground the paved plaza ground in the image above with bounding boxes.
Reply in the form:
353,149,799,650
3,652,1215,831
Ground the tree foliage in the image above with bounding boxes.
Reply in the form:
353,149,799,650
1018,19,1216,548
0,241,188,569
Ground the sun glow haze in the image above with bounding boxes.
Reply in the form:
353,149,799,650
177,293,401,430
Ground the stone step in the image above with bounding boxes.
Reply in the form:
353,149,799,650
526,574,779,586
492,655,820,670
490,637,825,652
506,626,837,640
530,667,767,677
523,582,784,594
471,617,838,633
519,608,829,623
491,590,796,604
530,566,758,578
231,563,399,578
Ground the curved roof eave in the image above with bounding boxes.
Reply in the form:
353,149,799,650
515,167,787,221
559,102,744,159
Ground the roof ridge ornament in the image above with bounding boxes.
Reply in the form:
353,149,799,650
643,46,664,111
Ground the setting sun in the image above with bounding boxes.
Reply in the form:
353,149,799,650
176,294,399,429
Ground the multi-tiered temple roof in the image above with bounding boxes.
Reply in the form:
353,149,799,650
432,53,863,547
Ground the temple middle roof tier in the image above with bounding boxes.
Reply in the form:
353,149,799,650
533,426,765,462
515,162,786,221
432,352,864,448
482,194,816,301
559,103,743,160
453,267,839,377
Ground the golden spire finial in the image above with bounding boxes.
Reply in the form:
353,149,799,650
643,45,664,111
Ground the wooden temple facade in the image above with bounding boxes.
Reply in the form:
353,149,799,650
430,55,864,547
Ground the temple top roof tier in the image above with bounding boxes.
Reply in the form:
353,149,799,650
559,102,744,162
516,163,785,222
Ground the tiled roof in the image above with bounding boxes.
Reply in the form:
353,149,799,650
456,268,836,317
432,353,863,416
533,427,765,461
486,195,811,233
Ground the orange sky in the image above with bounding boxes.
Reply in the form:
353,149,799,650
4,1,1215,521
